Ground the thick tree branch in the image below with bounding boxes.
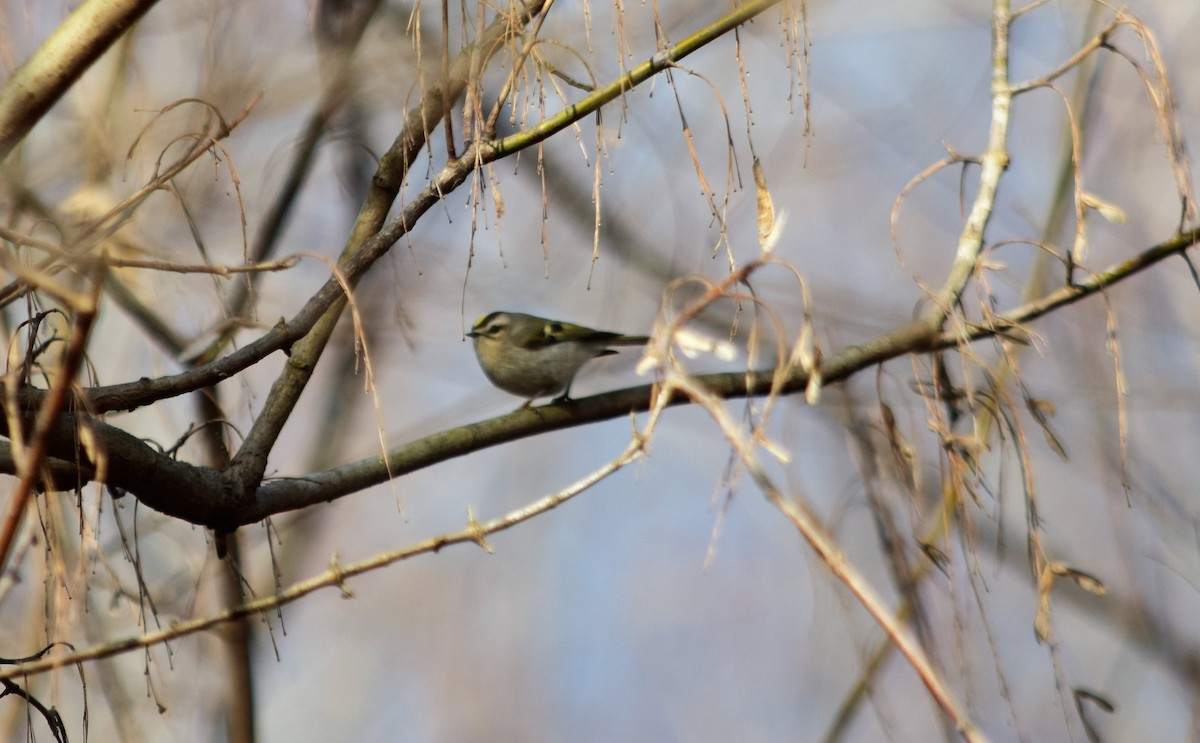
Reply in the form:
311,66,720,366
9,227,1188,529
225,0,782,499
0,0,162,163
15,0,783,425
0,412,226,525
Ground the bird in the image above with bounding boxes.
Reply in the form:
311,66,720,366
467,311,649,404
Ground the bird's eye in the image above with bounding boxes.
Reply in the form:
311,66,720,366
547,322,563,333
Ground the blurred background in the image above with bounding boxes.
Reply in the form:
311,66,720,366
1,1,1199,740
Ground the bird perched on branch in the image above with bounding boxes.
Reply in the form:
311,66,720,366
467,311,649,405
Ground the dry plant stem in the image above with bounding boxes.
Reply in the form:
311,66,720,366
0,97,257,310
649,335,982,737
0,270,102,575
224,0,549,495
489,0,784,158
0,431,648,682
822,602,917,743
0,226,299,276
3,0,1191,526
926,0,1012,323
208,0,387,362
751,465,987,743
830,14,1113,734
239,224,1199,521
10,0,780,418
0,0,161,163
1010,16,1119,95
482,0,557,136
225,0,780,498
4,224,1194,531
972,5,1109,466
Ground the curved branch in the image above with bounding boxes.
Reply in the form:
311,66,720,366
9,0,1195,538
24,0,782,423
2,227,1195,530
242,226,1198,523
490,0,784,157
0,433,647,684
225,0,786,494
925,0,1013,321
0,0,162,163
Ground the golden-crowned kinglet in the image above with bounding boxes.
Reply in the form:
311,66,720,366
467,311,649,403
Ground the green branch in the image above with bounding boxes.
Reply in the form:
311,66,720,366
490,0,784,156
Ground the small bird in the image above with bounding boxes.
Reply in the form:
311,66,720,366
467,311,649,404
